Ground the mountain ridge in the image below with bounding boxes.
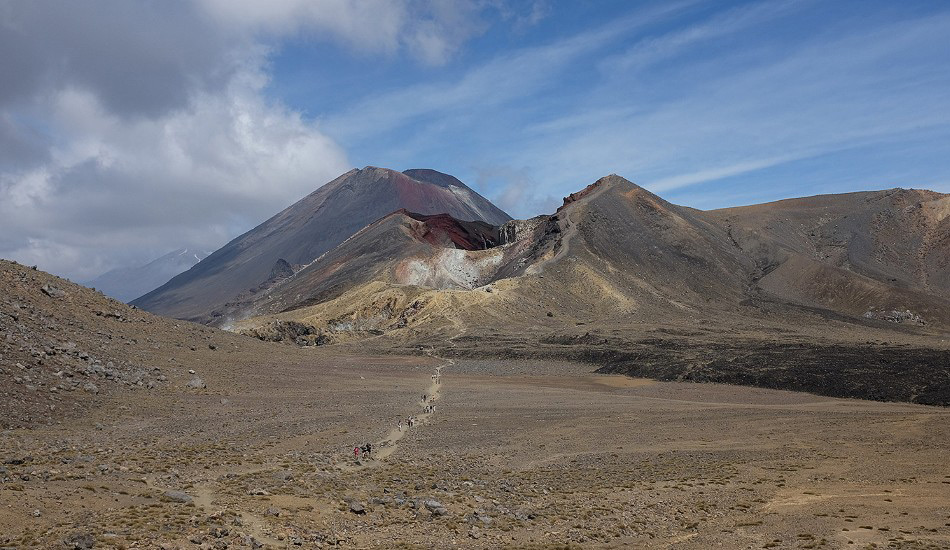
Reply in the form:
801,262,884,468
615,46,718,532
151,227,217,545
85,248,208,303
228,173,950,350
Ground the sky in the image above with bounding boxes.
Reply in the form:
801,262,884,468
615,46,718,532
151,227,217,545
1,0,949,281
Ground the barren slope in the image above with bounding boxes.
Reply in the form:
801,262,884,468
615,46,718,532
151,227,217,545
708,188,950,325
0,259,294,429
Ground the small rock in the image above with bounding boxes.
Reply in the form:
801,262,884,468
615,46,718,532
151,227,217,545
188,369,196,374
265,506,281,517
32,509,41,517
163,490,193,503
424,499,448,516
82,382,98,394
248,488,270,496
64,532,95,549
187,377,206,389
349,502,366,515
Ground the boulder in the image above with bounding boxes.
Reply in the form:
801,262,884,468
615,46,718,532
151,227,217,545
41,284,66,299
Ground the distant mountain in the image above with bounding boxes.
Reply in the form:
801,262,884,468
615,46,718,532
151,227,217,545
85,248,208,302
132,167,511,321
206,175,950,334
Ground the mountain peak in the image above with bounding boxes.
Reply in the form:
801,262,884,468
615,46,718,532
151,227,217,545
557,174,640,212
402,168,466,189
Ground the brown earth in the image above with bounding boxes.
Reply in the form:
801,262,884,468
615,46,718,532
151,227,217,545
3,351,949,549
3,260,950,548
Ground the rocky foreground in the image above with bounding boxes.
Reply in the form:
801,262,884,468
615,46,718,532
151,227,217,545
2,260,950,549
2,355,949,549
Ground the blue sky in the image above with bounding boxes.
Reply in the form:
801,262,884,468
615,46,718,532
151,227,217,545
1,0,949,279
269,0,950,215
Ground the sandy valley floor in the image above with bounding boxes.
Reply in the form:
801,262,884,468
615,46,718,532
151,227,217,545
2,351,949,549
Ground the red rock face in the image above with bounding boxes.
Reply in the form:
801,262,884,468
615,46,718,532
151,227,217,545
402,211,500,251
557,179,603,212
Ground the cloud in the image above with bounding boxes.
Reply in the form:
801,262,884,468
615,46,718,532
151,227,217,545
0,2,354,280
601,0,803,74
0,1,236,118
196,0,502,66
474,165,560,218
0,64,349,280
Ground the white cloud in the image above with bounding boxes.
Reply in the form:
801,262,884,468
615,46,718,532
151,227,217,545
474,165,559,218
0,58,349,280
196,0,496,66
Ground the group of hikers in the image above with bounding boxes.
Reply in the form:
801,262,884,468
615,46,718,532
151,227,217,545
353,442,372,461
398,415,417,430
352,389,440,463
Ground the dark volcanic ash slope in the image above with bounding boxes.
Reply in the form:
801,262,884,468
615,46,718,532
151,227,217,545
132,167,511,322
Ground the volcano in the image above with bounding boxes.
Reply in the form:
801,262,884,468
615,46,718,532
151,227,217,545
131,167,511,321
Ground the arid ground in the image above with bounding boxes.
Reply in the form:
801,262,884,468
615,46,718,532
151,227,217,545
3,350,948,549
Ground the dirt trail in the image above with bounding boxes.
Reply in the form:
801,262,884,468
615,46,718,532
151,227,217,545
193,482,283,547
341,359,449,466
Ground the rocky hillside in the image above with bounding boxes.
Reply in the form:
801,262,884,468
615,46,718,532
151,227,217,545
0,259,274,428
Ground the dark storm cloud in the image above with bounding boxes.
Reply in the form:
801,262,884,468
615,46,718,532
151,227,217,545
0,1,234,118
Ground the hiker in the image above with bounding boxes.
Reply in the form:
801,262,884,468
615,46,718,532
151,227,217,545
353,446,360,461
398,419,403,431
